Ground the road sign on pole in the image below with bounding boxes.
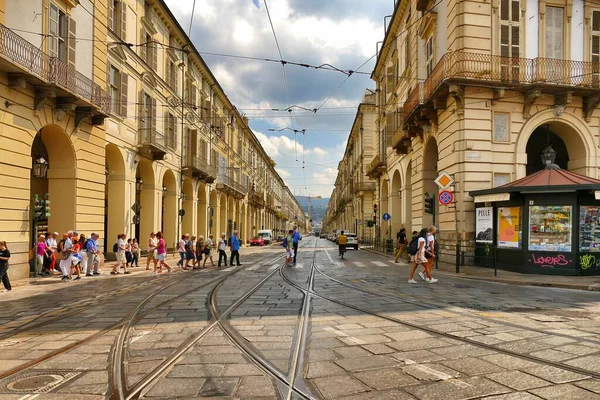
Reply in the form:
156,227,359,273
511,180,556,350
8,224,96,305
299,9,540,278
434,171,454,190
382,213,391,221
438,190,454,205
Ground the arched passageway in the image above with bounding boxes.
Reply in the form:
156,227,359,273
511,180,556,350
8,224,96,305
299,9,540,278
162,169,178,249
197,183,207,237
105,144,127,248
391,170,402,236
380,181,389,239
181,178,194,236
136,160,155,248
209,190,218,239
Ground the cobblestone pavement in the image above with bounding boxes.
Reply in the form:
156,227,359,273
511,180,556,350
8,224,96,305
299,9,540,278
0,239,598,399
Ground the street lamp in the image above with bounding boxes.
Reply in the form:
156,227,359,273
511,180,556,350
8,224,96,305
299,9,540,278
136,178,143,194
541,146,558,168
162,185,167,198
32,156,48,179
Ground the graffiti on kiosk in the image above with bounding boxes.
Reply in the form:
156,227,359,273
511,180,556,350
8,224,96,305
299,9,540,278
580,254,600,270
530,254,571,268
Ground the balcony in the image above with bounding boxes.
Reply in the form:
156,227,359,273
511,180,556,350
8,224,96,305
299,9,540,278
0,23,110,124
354,182,377,195
404,51,600,125
391,128,411,155
366,155,386,179
183,155,217,183
216,175,247,199
138,128,166,160
248,191,265,209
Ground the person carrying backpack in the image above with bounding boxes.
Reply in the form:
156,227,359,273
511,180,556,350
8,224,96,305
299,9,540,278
283,230,293,266
394,228,409,263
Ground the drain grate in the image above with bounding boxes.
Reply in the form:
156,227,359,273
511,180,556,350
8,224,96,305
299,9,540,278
0,371,81,394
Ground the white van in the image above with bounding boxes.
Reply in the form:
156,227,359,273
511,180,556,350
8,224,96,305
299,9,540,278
257,230,273,244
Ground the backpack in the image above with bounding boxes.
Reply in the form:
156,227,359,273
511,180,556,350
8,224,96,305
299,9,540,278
57,239,65,253
281,237,288,248
408,237,419,255
113,242,119,252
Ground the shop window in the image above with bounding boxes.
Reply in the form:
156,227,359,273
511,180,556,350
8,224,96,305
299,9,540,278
580,206,600,252
493,112,509,142
493,173,510,187
529,205,572,252
498,206,521,249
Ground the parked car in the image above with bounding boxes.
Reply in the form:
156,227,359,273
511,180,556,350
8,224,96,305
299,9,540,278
257,229,273,244
345,233,359,250
320,233,327,239
276,235,285,242
249,236,265,246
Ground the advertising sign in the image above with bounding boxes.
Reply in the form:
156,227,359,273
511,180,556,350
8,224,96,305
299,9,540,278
475,207,493,243
498,207,521,249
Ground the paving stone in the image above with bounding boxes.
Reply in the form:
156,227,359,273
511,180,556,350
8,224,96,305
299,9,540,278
564,355,600,373
341,389,417,400
481,354,540,370
392,350,446,364
167,364,225,378
403,376,510,400
524,365,589,383
574,379,600,394
307,348,337,362
530,383,600,400
441,357,506,376
312,374,370,398
385,330,433,341
530,349,576,362
429,344,494,359
555,344,600,356
387,339,450,352
354,367,418,389
362,343,395,355
481,393,543,400
486,370,552,390
222,363,263,376
340,334,391,346
332,346,372,358
402,363,461,381
306,361,345,378
335,355,399,372
179,353,247,364
144,377,205,397
235,376,277,397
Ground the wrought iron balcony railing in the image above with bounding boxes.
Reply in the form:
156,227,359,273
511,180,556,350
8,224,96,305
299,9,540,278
184,155,217,183
138,128,166,160
216,174,247,198
403,51,600,122
0,23,110,114
354,182,377,194
366,155,386,178
249,191,265,209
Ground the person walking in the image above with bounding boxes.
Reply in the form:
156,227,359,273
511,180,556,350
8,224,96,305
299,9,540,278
217,233,227,267
85,233,100,276
337,230,348,257
419,226,438,283
284,229,293,266
230,230,241,266
131,238,140,267
202,234,215,268
292,227,301,264
0,241,12,292
59,232,74,281
194,235,204,269
70,236,83,280
177,235,187,268
394,228,409,263
184,235,196,270
408,228,437,284
146,232,157,270
155,231,172,273
45,232,58,275
125,238,133,268
35,235,46,277
111,234,129,275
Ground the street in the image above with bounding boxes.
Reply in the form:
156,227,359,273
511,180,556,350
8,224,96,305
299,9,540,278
0,237,599,399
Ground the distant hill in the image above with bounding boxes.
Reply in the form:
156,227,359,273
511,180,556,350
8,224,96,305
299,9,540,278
295,196,329,223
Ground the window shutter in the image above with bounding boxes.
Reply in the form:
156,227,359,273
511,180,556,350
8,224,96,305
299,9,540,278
67,17,76,69
166,62,171,89
138,91,144,132
121,1,127,40
499,0,520,81
120,72,128,117
592,11,600,87
140,30,147,61
174,63,179,92
49,5,59,57
151,43,158,71
545,7,564,59
150,97,157,132
108,0,114,32
192,84,197,108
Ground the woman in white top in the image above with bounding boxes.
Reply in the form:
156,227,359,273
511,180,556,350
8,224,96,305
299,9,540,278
146,232,157,270
112,234,130,275
408,229,436,284
421,226,437,283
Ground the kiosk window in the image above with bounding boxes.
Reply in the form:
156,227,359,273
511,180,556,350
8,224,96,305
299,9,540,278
580,206,600,252
498,207,521,249
529,206,572,252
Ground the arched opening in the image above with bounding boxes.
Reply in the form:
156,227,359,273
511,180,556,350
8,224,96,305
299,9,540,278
209,190,218,238
162,169,178,249
423,138,438,228
197,183,207,237
405,161,413,232
391,170,402,236
228,196,235,237
181,178,194,235
219,193,227,239
30,125,76,249
136,160,155,247
105,144,127,251
380,181,389,240
526,124,571,175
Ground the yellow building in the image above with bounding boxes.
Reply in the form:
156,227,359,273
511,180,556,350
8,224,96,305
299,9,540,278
0,0,305,280
332,0,600,259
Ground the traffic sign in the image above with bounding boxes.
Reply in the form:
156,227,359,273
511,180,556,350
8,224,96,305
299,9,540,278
434,171,454,190
382,213,391,221
439,190,454,205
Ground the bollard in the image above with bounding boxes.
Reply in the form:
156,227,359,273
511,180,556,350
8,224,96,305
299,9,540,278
455,242,460,273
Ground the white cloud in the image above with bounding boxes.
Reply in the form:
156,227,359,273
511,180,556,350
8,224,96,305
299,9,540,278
275,168,291,178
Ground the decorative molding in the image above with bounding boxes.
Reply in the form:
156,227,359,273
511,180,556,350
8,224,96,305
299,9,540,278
583,94,600,122
448,84,465,114
523,89,543,118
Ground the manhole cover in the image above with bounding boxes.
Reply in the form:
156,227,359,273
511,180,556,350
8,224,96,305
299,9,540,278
0,371,80,394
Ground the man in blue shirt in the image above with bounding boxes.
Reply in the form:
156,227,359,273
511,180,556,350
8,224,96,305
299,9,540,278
292,227,301,264
229,230,241,266
85,233,100,276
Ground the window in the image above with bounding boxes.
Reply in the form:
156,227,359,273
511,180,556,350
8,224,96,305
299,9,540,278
167,59,178,91
165,113,176,149
49,3,74,66
580,206,600,252
108,0,126,39
493,173,510,187
426,36,434,77
591,11,600,86
140,31,157,71
109,66,120,114
499,0,520,81
545,7,564,59
529,205,572,252
493,112,509,142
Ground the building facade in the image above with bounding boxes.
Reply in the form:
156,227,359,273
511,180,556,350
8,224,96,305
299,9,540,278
329,0,600,259
0,0,306,280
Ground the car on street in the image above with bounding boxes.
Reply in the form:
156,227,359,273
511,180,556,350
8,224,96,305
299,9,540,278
320,233,327,239
249,236,265,246
257,229,273,244
345,233,358,250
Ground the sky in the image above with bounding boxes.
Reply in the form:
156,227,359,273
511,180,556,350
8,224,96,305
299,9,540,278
164,0,390,198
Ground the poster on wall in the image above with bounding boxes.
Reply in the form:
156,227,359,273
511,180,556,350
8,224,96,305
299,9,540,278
498,207,521,248
476,207,493,243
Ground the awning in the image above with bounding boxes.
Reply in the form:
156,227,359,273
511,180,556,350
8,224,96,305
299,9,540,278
473,193,511,203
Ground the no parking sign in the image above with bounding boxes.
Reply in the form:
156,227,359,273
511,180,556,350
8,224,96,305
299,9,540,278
438,190,454,205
